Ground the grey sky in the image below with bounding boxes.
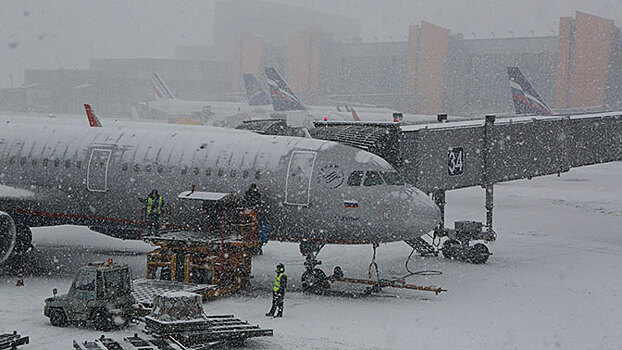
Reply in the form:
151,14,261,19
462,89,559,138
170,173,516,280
1,0,620,88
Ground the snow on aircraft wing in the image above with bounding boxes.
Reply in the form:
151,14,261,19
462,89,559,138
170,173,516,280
0,185,36,200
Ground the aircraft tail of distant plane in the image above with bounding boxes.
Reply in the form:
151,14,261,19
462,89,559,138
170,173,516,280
243,73,271,106
507,67,552,115
151,73,176,100
264,67,305,112
83,104,102,127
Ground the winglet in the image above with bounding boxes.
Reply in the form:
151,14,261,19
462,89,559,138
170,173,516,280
350,107,361,122
84,104,103,127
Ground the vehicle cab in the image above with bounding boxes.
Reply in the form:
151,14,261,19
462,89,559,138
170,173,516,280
44,260,136,330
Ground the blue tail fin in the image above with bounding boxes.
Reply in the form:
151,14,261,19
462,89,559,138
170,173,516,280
507,67,552,115
264,67,305,111
243,73,271,106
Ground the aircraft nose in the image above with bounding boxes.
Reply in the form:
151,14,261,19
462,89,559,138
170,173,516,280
405,186,441,235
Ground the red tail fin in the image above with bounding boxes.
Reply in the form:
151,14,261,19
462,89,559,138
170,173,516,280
336,106,342,112
350,107,361,122
84,104,103,127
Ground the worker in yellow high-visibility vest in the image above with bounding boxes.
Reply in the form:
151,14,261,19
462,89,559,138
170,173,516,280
142,189,164,234
266,263,287,317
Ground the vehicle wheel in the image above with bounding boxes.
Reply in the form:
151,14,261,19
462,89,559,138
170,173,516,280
441,239,460,260
302,268,327,295
91,309,114,331
468,243,490,264
49,309,67,327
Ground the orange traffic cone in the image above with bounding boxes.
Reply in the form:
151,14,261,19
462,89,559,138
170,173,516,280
16,266,24,287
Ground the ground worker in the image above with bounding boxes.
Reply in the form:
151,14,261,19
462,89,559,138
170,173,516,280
266,263,287,318
141,189,164,234
244,183,261,208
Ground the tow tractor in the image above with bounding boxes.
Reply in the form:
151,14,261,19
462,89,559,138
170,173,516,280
44,260,136,330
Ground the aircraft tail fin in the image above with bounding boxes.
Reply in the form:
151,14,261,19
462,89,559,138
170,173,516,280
264,67,305,111
84,104,103,127
507,67,552,115
243,73,271,106
151,73,176,100
350,107,361,122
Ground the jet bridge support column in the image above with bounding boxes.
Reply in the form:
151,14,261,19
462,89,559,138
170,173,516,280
483,115,496,241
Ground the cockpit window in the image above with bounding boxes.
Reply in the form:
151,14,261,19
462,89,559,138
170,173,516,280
363,171,384,186
347,171,364,186
380,171,405,185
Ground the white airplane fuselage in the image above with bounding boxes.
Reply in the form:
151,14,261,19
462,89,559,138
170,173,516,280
0,120,440,245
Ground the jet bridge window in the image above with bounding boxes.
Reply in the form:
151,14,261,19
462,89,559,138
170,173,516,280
347,171,364,186
380,171,405,185
363,171,384,186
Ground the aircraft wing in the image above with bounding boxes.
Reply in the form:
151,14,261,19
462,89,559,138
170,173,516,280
0,185,36,201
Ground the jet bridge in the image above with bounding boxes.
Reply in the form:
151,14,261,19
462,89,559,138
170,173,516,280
310,112,622,261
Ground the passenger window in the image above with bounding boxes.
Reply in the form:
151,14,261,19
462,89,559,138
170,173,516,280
363,171,384,186
380,171,405,185
347,171,364,186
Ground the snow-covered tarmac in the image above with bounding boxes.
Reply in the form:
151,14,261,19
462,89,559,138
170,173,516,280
1,162,621,349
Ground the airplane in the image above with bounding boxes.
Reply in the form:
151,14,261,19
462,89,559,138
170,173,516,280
147,73,273,125
0,115,441,273
264,67,444,124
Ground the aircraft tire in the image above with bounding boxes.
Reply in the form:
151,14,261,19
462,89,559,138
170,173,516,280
301,268,327,295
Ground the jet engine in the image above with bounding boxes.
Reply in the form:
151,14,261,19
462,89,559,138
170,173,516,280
0,211,17,264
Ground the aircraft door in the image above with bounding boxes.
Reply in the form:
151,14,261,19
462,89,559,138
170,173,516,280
285,151,316,206
87,149,112,192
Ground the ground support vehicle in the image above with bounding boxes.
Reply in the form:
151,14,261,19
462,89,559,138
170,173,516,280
44,261,136,330
142,191,263,299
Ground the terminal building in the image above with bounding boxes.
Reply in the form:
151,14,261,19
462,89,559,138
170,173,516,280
2,5,621,117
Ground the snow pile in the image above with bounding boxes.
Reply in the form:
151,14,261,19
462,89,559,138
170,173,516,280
149,291,203,321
